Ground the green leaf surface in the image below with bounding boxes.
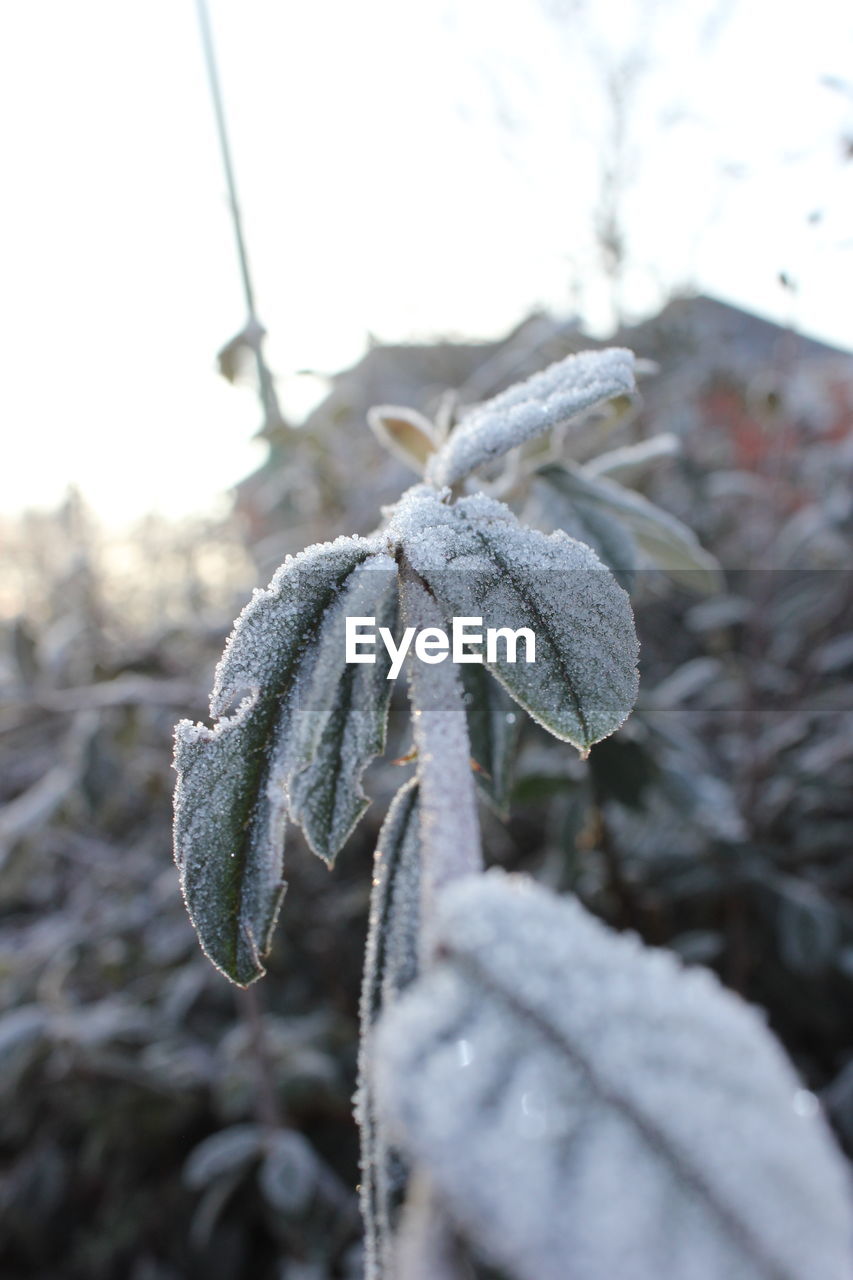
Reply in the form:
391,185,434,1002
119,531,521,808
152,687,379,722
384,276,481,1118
388,486,639,753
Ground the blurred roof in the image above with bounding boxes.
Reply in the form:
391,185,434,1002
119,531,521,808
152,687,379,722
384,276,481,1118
619,293,852,377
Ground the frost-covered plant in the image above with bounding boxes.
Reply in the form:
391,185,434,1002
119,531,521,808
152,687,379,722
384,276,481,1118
173,350,853,1280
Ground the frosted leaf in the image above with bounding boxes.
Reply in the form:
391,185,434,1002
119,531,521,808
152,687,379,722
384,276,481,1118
426,348,635,487
539,463,723,594
173,699,292,987
388,486,639,752
368,405,439,475
525,474,638,592
287,555,398,862
173,535,392,985
374,871,853,1280
460,662,520,817
357,779,421,1279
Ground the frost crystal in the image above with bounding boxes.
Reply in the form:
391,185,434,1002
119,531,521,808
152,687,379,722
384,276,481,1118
173,535,395,985
426,348,635,487
375,872,853,1280
388,486,639,751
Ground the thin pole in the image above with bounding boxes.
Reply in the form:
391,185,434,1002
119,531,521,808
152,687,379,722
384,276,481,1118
195,0,258,320
195,0,286,432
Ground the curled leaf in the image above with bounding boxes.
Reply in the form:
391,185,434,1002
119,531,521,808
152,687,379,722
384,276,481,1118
368,405,439,474
426,348,636,487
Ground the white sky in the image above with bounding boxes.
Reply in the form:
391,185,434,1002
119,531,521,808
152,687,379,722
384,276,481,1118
2,0,852,526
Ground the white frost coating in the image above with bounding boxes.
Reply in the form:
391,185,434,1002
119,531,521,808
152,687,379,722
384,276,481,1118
387,487,639,751
375,872,853,1280
426,348,636,488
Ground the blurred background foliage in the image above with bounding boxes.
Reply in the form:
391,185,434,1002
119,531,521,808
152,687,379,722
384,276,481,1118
1,293,852,1278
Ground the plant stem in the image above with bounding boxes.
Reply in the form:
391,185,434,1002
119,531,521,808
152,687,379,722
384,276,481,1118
399,562,483,959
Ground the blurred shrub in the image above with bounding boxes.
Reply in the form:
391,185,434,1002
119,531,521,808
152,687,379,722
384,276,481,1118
1,312,852,1275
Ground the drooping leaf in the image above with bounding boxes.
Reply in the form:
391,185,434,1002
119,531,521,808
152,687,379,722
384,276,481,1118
368,405,439,474
388,486,639,753
374,871,853,1280
426,348,635,487
173,536,394,985
538,463,723,594
286,558,399,862
460,663,520,817
357,779,422,1280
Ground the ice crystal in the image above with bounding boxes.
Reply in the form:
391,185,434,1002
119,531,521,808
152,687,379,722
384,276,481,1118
426,348,636,487
374,871,853,1280
387,486,639,751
